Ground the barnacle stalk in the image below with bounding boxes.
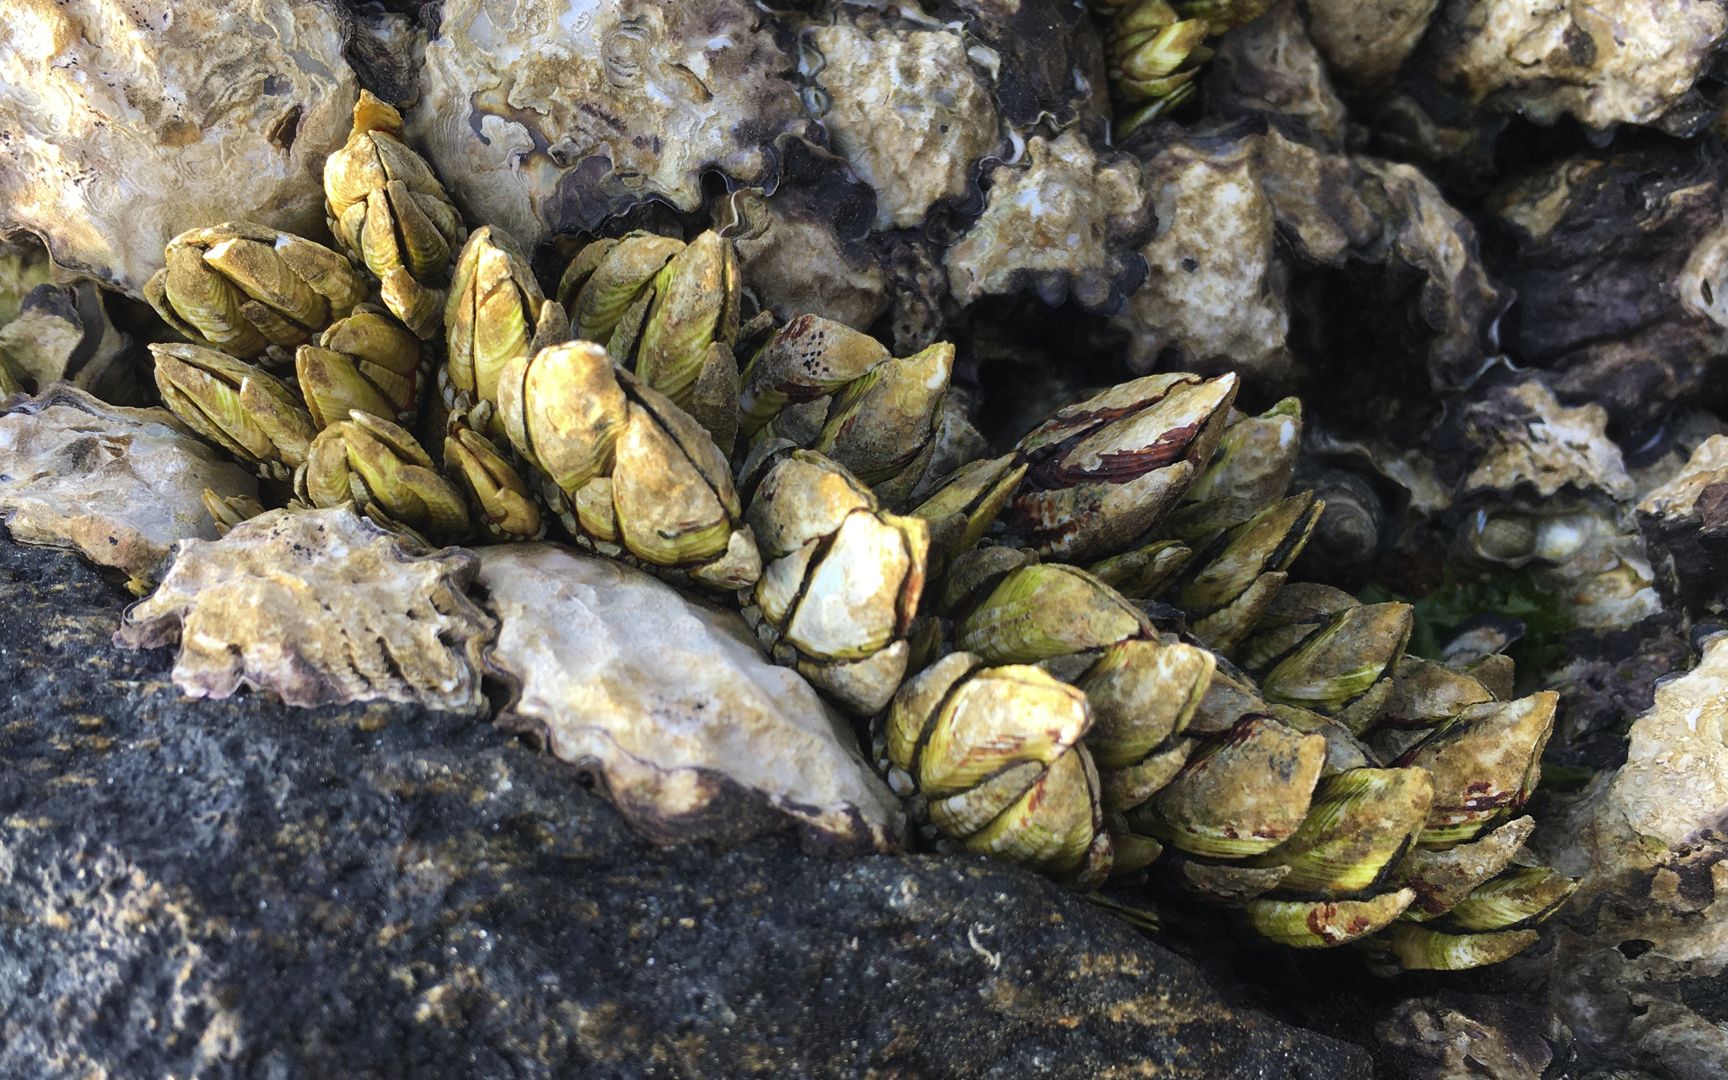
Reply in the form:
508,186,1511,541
148,343,317,481
324,91,467,338
443,226,570,434
145,222,366,358
743,450,929,714
295,411,471,546
294,308,423,429
495,340,760,589
739,315,957,508
559,230,744,451
880,653,1113,886
1008,372,1238,564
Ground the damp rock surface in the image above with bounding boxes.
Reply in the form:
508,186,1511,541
0,386,257,581
479,543,903,853
0,534,1375,1079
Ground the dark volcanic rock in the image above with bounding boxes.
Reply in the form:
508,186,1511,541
0,534,1372,1079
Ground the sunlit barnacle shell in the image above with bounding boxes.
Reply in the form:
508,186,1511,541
410,0,815,251
0,0,357,295
1415,0,1728,132
800,11,1003,232
944,130,1153,313
116,506,493,713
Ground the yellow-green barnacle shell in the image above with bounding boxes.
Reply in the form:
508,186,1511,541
147,223,364,358
912,453,1028,580
1368,655,1501,760
295,309,423,429
1247,767,1432,896
810,341,955,508
1162,854,1291,904
497,340,629,499
444,226,568,431
739,314,891,439
1088,539,1193,600
148,343,316,481
324,91,466,338
1441,865,1576,932
747,451,928,714
1130,714,1325,859
1247,600,1415,736
1163,397,1302,541
935,544,1042,622
1396,692,1558,847
1078,638,1215,770
884,656,1111,884
1395,816,1535,922
1008,371,1238,564
444,422,543,541
956,563,1152,665
201,490,265,537
297,411,470,544
558,232,683,346
1170,491,1323,653
1245,889,1417,949
634,231,741,406
1376,923,1540,971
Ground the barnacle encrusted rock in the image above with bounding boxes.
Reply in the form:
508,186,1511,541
1457,379,1634,502
1304,0,1440,89
945,131,1151,312
1637,434,1728,615
117,507,492,713
804,14,1002,231
0,0,357,294
411,0,812,249
715,180,889,330
478,544,903,851
0,282,134,401
1490,145,1728,434
1544,633,1728,1078
0,386,256,581
1205,0,1350,144
1417,0,1728,131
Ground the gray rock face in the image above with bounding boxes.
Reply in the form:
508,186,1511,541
0,533,1373,1078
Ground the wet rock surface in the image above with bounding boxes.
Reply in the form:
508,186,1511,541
0,533,1373,1078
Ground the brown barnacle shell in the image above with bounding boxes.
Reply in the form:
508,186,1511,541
0,0,358,296
799,10,1004,232
944,130,1153,313
1007,371,1239,564
409,0,815,250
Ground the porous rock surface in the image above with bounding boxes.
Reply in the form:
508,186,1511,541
0,533,1373,1078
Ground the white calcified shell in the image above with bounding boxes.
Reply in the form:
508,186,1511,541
117,507,492,712
411,0,813,250
0,385,257,581
805,15,1002,231
0,0,357,294
1543,633,1728,1076
479,544,903,852
1422,0,1728,129
1461,380,1634,501
944,130,1151,313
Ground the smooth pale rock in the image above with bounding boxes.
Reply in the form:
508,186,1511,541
478,543,903,853
117,507,492,713
0,0,357,294
0,385,256,581
1543,634,1728,1077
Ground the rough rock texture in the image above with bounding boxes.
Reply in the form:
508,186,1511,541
0,282,135,402
117,508,492,713
0,0,357,294
1375,993,1555,1079
0,386,257,583
1417,0,1728,131
0,534,1375,1078
1638,434,1728,615
1205,0,1351,144
1544,633,1728,1079
945,130,1151,313
410,0,812,249
479,544,902,853
1305,0,1439,89
1490,145,1728,437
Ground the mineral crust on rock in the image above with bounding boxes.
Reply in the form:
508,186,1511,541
0,386,256,582
0,0,358,294
1638,434,1728,615
1545,633,1728,1079
478,544,903,852
117,507,492,713
410,0,813,249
